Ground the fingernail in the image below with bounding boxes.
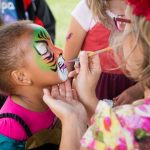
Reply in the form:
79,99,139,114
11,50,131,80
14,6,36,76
43,88,47,93
80,51,86,56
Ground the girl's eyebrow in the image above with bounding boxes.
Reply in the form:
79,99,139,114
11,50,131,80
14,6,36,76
35,40,48,45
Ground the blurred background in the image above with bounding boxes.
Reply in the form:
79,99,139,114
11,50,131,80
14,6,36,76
47,0,79,49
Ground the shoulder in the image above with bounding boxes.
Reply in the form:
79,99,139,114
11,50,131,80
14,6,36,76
0,116,28,141
81,101,135,149
72,0,89,13
72,0,95,31
114,99,150,117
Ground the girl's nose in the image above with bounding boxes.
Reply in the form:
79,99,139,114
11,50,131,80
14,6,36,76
53,46,63,58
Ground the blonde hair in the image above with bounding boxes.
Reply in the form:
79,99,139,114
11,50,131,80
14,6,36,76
86,0,110,25
110,6,150,149
135,16,150,89
111,6,150,89
124,6,150,89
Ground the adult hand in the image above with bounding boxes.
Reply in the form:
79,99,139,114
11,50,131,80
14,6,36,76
43,80,87,150
69,51,101,118
43,80,87,126
113,83,144,106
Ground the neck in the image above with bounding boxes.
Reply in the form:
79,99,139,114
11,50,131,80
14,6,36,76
12,86,49,112
109,0,126,15
144,89,150,99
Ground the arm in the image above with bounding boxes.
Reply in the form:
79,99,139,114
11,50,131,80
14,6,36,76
63,0,92,71
63,17,87,60
63,17,87,71
60,116,84,150
43,80,87,150
69,52,101,120
113,82,144,106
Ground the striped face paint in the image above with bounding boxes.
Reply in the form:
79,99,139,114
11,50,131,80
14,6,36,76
57,55,68,81
32,25,68,81
32,25,58,72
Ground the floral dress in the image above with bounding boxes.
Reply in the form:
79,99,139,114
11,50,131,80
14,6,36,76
81,98,150,150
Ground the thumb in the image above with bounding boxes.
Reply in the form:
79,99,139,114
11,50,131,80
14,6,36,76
79,51,89,73
90,54,101,75
43,89,68,120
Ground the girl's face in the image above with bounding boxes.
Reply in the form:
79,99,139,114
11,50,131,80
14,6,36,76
24,24,68,86
122,7,144,78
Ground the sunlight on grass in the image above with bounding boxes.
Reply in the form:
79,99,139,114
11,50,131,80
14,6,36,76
46,0,79,49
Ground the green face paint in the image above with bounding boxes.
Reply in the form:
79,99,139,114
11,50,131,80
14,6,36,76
32,25,57,72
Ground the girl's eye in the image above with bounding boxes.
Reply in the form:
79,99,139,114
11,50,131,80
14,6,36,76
36,43,48,55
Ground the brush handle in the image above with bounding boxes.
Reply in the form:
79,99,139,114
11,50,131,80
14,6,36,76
87,47,112,56
65,46,112,64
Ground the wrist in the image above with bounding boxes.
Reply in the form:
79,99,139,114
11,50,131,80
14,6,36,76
62,113,87,134
61,115,86,150
82,96,98,119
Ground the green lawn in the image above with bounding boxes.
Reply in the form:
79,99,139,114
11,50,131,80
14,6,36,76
46,0,79,49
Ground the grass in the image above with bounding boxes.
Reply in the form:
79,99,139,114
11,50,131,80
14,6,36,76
46,0,79,49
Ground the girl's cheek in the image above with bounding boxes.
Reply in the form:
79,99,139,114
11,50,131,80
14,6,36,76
53,46,63,58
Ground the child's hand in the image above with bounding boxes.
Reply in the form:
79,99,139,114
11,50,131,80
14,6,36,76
69,51,100,118
43,80,87,127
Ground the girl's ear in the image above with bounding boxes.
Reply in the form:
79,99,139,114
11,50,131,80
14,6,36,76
11,69,32,85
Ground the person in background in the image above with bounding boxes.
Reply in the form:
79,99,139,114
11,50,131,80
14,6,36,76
0,0,55,42
63,0,137,103
43,0,150,149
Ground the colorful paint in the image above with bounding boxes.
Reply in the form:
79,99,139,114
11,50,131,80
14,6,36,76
31,24,68,81
32,25,57,71
66,33,73,40
57,56,68,81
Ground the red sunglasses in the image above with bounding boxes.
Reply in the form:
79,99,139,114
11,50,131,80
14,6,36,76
114,15,131,31
106,10,131,31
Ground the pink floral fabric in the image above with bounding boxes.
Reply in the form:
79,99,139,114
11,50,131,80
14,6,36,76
81,98,150,150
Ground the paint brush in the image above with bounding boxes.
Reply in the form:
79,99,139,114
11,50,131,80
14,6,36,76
65,46,112,64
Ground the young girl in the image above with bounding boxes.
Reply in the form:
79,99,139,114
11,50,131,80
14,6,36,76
63,0,135,100
0,21,68,149
43,0,150,149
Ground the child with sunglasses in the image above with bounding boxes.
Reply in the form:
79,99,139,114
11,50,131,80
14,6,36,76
43,0,150,149
0,21,68,149
63,0,138,102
